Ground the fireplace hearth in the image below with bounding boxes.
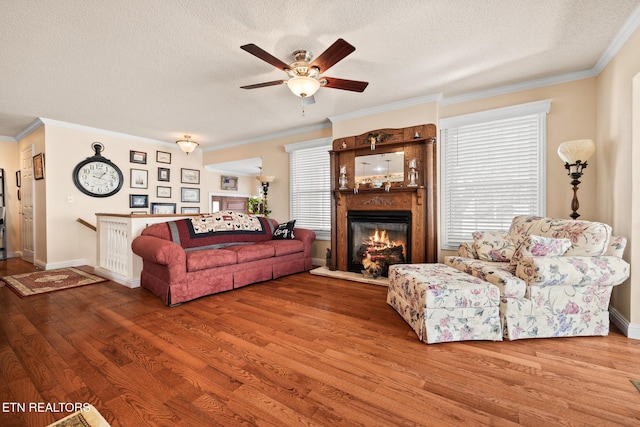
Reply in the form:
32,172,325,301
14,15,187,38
348,211,411,277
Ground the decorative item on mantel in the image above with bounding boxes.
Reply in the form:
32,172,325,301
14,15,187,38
176,135,199,154
339,165,348,189
557,139,595,219
384,159,391,192
407,158,418,187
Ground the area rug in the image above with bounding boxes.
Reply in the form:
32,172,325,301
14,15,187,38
1,267,107,297
46,404,111,427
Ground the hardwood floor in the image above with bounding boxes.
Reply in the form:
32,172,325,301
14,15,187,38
1,259,640,426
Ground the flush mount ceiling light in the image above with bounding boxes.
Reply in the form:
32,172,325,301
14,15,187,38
175,135,199,154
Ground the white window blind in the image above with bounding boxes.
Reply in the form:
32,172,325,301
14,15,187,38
286,139,332,240
440,101,549,250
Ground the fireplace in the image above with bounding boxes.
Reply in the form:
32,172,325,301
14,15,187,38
347,210,411,277
329,124,438,274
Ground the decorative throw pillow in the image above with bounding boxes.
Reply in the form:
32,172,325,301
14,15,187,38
273,220,296,240
510,234,572,266
472,230,515,262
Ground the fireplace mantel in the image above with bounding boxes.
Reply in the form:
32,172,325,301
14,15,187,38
329,124,437,272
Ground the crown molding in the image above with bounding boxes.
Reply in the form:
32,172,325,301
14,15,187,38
37,118,176,148
0,135,17,142
14,118,45,141
328,93,442,123
439,69,597,106
593,4,640,74
204,121,332,152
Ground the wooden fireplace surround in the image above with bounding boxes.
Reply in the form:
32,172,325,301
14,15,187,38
329,124,438,271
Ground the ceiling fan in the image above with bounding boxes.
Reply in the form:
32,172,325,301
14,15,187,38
240,39,369,106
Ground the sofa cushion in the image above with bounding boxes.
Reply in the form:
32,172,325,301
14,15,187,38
509,215,611,257
226,243,275,262
444,256,526,298
273,220,296,240
603,235,627,258
510,235,571,267
186,249,237,272
258,239,304,256
472,230,515,262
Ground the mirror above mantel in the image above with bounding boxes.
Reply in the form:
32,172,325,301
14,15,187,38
355,152,404,186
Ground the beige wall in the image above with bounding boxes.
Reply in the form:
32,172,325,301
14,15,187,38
0,139,20,256
439,78,599,222
596,26,640,324
202,127,332,262
14,122,219,267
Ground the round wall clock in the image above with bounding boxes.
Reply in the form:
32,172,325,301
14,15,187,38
72,142,124,197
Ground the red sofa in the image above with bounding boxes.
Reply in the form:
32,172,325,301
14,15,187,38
131,213,315,305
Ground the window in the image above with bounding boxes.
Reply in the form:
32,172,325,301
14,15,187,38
440,100,550,250
285,138,332,240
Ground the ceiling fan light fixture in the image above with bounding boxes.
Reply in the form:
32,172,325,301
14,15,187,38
287,76,321,98
176,134,199,154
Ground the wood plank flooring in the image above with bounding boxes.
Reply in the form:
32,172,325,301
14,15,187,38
1,258,640,426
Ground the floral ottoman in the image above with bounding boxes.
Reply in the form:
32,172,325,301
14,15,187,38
387,263,502,344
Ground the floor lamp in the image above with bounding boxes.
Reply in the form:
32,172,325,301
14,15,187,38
256,174,275,217
557,139,595,220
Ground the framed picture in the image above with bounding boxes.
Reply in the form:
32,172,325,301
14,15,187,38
158,167,170,182
157,186,171,198
130,150,147,164
130,168,148,188
33,153,45,180
221,175,238,191
156,151,171,164
181,207,200,214
15,170,21,187
129,194,149,208
181,187,200,203
181,168,200,184
150,202,176,214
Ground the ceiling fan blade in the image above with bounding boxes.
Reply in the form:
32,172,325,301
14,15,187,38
309,39,355,73
241,44,290,72
322,77,369,92
240,80,287,89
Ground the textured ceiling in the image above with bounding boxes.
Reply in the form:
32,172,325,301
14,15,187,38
1,0,639,149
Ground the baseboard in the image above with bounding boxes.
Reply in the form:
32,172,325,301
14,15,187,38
610,306,640,340
94,266,140,288
312,257,325,267
40,259,87,270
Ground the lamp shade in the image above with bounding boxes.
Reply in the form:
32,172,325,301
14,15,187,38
176,135,199,154
557,139,595,164
256,175,275,184
286,76,320,98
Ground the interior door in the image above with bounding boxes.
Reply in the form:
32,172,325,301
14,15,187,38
20,146,35,264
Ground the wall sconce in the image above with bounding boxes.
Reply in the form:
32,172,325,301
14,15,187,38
175,135,199,154
256,173,275,217
557,139,595,219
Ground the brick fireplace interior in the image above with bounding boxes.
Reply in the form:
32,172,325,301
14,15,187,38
329,124,438,274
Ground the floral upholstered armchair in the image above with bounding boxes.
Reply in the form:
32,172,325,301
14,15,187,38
444,215,630,340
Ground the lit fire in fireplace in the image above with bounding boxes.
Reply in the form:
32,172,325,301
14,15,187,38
357,227,406,278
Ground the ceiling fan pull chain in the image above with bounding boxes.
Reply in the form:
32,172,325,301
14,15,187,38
301,96,306,116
